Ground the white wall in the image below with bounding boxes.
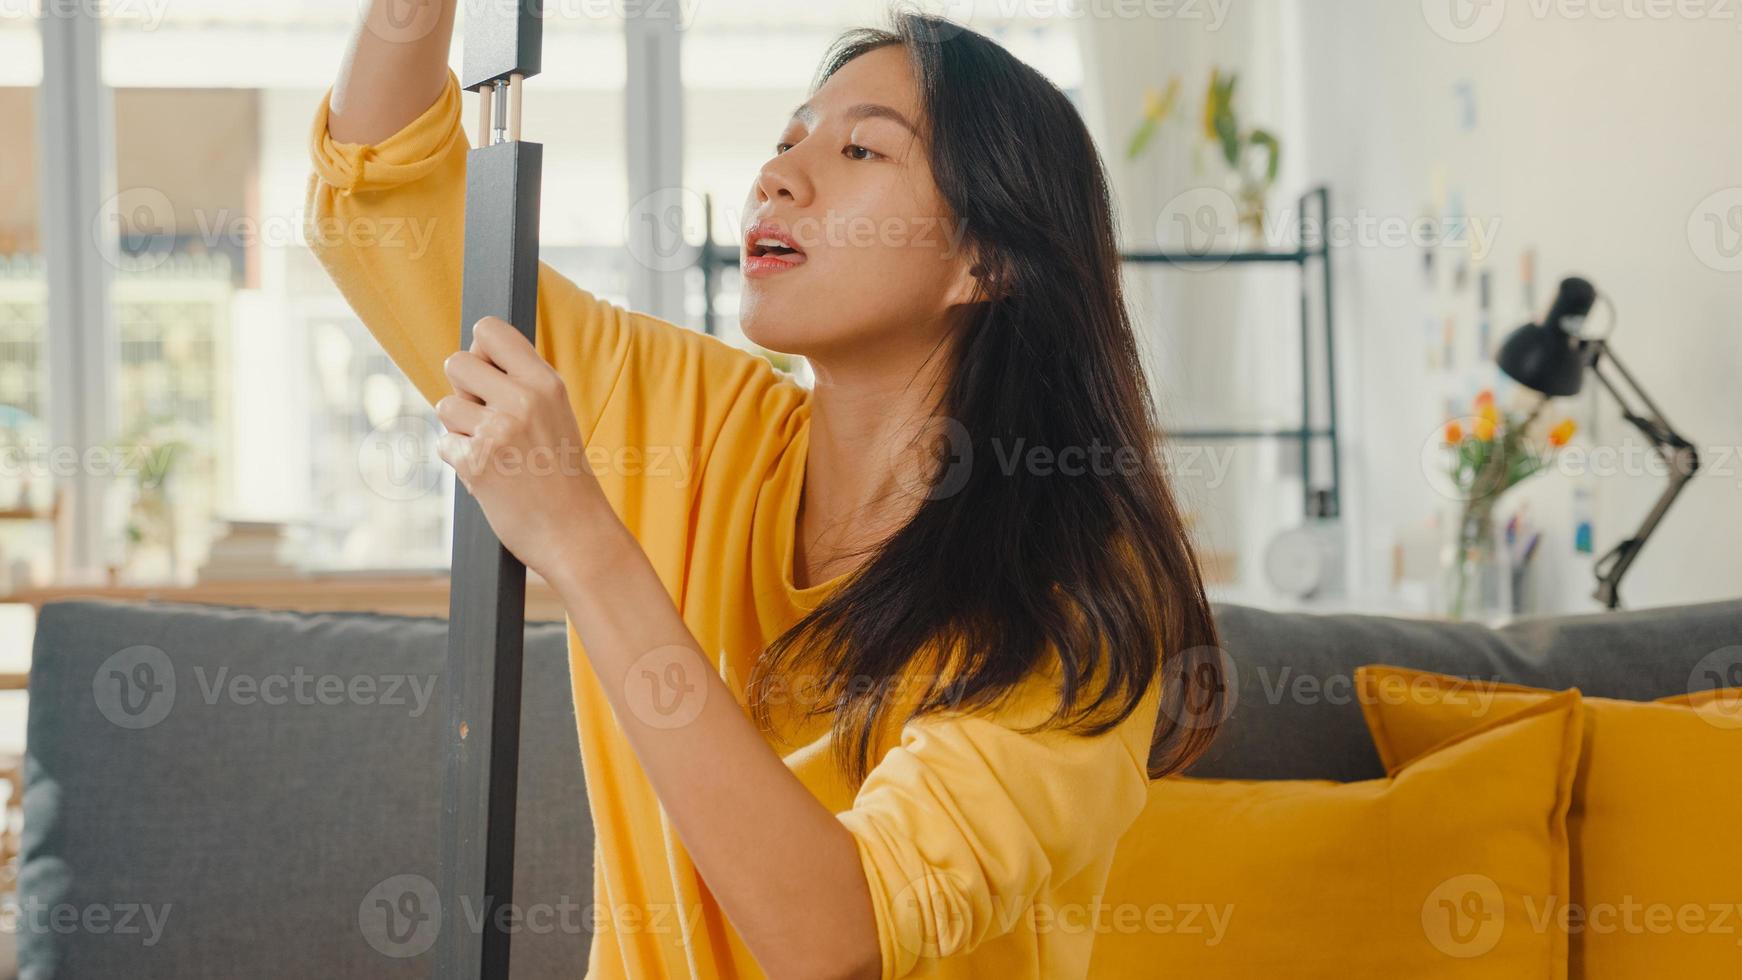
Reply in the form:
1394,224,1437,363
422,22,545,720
1295,0,1742,612
1077,0,1338,601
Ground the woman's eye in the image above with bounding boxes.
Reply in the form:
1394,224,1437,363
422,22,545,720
844,144,881,161
774,142,794,154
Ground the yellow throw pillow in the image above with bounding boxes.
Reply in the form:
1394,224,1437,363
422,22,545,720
1357,665,1742,980
1668,684,1742,719
1088,690,1583,979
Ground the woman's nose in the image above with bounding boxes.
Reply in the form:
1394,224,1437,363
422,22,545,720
753,152,813,208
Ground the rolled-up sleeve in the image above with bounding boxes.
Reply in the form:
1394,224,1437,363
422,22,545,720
304,68,808,535
308,70,462,198
304,67,636,435
837,694,1153,979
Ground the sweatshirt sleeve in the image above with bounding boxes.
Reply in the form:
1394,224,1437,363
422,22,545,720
836,676,1159,979
304,67,806,533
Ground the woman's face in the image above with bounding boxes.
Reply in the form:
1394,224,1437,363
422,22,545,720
739,44,982,363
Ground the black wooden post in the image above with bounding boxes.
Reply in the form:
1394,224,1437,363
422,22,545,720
437,3,543,977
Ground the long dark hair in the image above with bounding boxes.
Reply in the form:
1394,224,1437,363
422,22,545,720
747,10,1225,784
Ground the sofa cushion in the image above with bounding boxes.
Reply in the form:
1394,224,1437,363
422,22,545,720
1190,599,1742,781
19,600,591,980
1357,664,1742,979
1093,690,1585,977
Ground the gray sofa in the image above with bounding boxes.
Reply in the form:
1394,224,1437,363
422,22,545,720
17,596,1742,978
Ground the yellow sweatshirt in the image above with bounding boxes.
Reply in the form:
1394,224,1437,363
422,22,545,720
305,68,1160,980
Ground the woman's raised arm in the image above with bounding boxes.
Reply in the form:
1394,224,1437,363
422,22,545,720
328,0,458,145
306,1,807,536
307,0,647,435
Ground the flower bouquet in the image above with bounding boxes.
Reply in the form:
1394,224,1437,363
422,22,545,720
1438,389,1576,619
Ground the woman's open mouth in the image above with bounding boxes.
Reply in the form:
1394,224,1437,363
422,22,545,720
743,222,808,278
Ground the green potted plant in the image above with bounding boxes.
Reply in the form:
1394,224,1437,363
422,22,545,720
109,414,196,583
1129,68,1282,238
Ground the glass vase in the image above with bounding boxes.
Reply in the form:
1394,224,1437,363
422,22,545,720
1440,505,1512,624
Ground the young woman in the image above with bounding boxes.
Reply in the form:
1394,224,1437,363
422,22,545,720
311,7,1223,977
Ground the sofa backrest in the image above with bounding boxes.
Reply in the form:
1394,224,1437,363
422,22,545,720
1190,598,1742,781
19,595,1741,977
19,600,590,980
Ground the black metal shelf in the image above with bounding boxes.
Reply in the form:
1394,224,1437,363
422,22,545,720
701,248,1318,268
691,186,1340,519
1119,248,1317,265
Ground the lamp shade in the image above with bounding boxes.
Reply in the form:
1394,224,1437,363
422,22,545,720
1496,277,1599,397
1496,321,1586,397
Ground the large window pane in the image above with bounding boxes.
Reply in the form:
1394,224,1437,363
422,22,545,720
0,0,42,920
0,11,49,592
98,3,627,579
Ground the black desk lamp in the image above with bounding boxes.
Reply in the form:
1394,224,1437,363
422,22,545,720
1495,276,1701,610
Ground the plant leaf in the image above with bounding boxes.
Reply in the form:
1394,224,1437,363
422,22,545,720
1249,128,1281,184
1127,116,1160,160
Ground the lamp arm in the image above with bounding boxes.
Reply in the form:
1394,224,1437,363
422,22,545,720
1585,340,1686,445
1580,339,1702,610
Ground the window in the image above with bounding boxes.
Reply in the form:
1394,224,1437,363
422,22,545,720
26,2,1084,582
97,2,628,577
0,9,48,591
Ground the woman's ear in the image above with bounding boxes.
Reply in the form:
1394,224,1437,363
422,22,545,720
945,249,1008,307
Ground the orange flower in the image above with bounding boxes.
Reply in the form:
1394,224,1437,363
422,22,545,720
1548,419,1577,447
1474,389,1494,409
1474,417,1497,441
1444,420,1463,444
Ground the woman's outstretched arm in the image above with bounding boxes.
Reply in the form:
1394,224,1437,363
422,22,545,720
309,4,786,465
